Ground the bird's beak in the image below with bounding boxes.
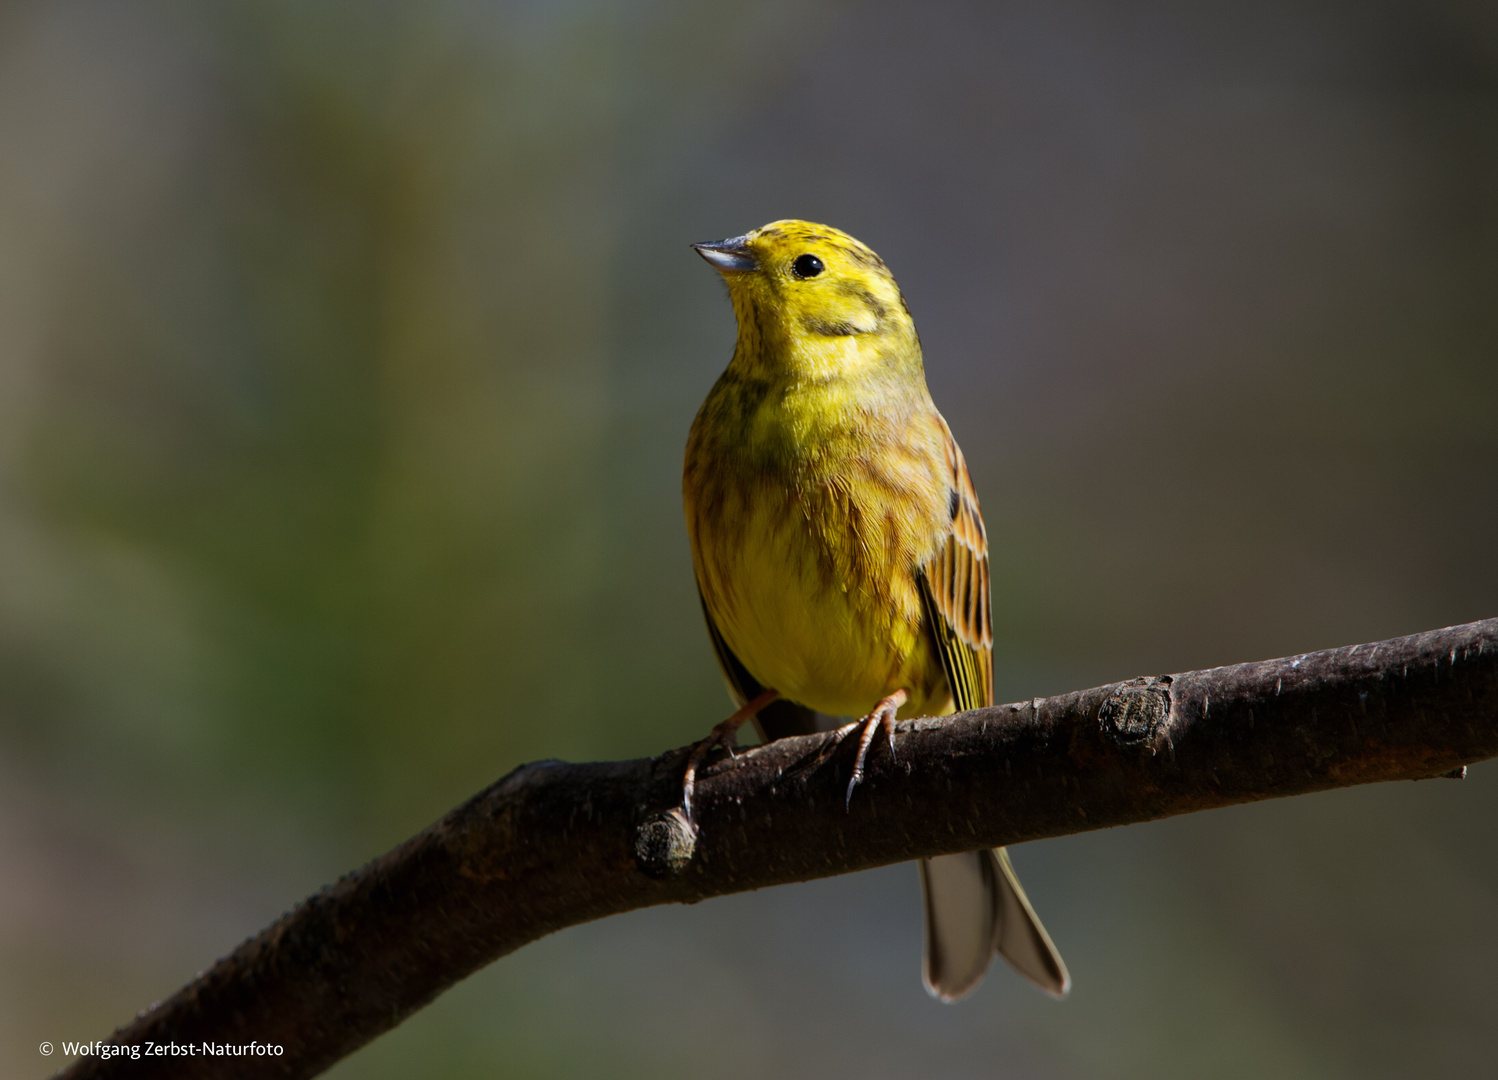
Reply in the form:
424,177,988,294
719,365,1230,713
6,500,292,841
691,235,757,273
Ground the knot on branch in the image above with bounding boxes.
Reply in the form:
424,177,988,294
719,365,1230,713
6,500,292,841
1098,676,1174,751
634,808,697,876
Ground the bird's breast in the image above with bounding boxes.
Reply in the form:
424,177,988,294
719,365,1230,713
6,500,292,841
685,381,951,717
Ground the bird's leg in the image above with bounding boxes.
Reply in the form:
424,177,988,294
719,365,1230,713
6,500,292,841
845,689,908,808
682,688,779,822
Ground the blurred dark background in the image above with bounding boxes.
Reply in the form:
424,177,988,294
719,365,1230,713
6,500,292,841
3,1,1496,1076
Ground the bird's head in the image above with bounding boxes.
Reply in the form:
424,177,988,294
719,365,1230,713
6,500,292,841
692,220,920,380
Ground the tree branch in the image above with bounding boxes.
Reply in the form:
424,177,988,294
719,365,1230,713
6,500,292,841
59,619,1498,1079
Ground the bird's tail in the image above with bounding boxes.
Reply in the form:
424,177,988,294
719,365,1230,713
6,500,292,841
919,847,1070,1002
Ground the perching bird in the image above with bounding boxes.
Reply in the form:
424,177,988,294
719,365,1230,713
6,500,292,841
682,219,1069,1002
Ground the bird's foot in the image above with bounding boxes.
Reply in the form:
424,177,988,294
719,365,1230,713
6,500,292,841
682,688,778,822
844,689,908,809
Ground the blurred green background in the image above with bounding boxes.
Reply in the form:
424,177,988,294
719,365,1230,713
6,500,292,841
3,1,1497,1077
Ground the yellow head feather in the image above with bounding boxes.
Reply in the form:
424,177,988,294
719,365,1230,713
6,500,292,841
692,220,922,383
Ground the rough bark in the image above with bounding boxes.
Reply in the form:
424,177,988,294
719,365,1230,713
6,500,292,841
57,619,1498,1079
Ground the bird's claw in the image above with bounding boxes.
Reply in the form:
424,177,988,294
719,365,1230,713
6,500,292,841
680,689,778,823
842,689,908,809
682,724,735,822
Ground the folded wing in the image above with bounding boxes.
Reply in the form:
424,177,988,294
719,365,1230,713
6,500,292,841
917,421,1069,1001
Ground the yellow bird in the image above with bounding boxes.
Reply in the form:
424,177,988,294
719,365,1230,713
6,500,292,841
683,219,1069,1002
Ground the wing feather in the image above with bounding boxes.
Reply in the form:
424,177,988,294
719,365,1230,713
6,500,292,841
917,423,992,712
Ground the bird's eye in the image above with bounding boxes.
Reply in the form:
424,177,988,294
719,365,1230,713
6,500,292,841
791,253,824,279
